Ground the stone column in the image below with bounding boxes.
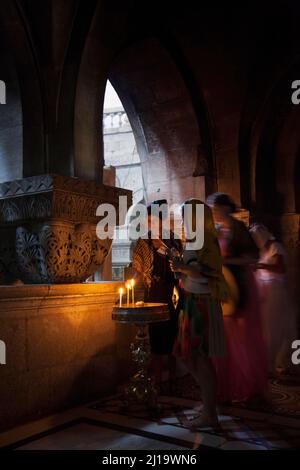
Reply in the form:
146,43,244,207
279,213,300,320
0,174,131,284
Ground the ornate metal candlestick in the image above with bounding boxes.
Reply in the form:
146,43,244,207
112,303,169,414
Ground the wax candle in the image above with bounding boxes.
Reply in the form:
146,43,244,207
125,282,131,306
119,287,124,307
131,279,135,305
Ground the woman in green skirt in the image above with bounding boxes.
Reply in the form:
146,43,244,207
169,198,228,428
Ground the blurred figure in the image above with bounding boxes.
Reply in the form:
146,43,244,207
207,193,268,405
250,223,297,375
132,199,182,391
170,199,228,428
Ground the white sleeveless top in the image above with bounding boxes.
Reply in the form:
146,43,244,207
182,250,210,294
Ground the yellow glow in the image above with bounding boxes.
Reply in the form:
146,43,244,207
118,287,124,307
130,279,135,305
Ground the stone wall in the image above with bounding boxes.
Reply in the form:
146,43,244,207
0,282,135,431
0,30,22,183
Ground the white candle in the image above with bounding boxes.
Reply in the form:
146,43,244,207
131,279,135,305
125,282,131,306
119,288,124,307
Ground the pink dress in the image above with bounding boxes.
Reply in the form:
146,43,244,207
255,242,297,373
213,225,268,403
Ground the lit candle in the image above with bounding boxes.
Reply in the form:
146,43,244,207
125,282,131,306
131,279,135,305
119,287,124,307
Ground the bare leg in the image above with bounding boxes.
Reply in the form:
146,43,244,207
182,355,219,427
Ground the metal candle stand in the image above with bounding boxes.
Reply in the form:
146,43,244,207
112,303,169,416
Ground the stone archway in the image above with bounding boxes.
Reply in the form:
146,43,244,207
238,59,300,310
75,12,216,203
239,60,300,217
108,37,214,206
0,2,24,182
0,1,131,285
0,0,100,178
238,37,300,215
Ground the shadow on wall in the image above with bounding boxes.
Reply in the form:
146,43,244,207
66,325,136,409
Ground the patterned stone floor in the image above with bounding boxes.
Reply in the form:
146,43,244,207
170,374,300,418
89,398,299,449
88,374,300,450
1,375,299,450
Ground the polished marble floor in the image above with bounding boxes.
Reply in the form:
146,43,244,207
1,375,299,450
16,422,187,451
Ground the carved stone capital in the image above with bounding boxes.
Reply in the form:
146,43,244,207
0,174,131,284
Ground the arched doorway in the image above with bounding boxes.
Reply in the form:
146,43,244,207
103,81,145,204
102,80,145,280
108,38,211,206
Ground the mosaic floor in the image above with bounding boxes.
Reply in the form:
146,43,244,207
1,375,299,450
89,374,300,450
167,373,300,418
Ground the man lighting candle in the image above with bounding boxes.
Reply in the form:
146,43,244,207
132,199,182,392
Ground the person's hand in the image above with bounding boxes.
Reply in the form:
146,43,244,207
151,238,164,249
170,248,181,258
169,259,184,272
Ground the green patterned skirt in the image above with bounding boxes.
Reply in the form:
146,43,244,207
173,292,226,358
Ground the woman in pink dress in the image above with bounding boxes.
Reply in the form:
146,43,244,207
250,223,297,375
207,193,269,404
